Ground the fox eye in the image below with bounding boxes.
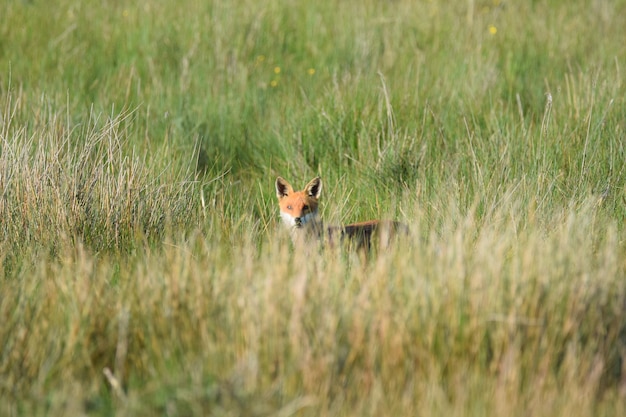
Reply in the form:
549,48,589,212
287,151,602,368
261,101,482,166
303,205,309,212
287,205,293,210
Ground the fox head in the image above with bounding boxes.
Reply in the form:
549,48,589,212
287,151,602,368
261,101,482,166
275,176,322,230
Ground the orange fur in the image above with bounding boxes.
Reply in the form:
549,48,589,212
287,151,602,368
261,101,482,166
275,176,407,251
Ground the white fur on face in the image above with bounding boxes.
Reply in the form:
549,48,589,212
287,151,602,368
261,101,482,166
280,211,297,227
280,211,317,229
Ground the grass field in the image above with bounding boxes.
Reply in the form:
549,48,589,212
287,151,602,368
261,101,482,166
1,0,626,415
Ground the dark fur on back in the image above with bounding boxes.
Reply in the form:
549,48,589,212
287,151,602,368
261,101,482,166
327,220,409,251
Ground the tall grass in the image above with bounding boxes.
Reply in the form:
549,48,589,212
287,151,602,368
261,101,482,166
1,0,625,415
1,192,624,416
0,90,199,258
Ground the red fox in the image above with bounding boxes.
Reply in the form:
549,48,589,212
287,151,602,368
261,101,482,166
275,176,408,251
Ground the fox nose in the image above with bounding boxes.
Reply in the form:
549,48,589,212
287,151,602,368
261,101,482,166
294,217,303,227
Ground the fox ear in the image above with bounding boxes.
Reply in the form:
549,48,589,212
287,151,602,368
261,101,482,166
275,177,293,199
304,177,322,199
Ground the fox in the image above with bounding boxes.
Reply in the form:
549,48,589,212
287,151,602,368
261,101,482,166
275,176,408,251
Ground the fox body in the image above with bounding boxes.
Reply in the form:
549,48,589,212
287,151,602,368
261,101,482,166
275,176,407,250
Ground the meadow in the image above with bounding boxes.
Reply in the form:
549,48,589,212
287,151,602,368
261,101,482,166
1,0,625,415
